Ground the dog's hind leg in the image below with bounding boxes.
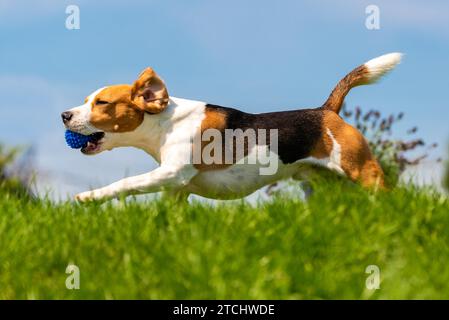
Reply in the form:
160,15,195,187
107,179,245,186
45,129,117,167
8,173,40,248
331,127,384,189
331,126,384,189
313,111,385,189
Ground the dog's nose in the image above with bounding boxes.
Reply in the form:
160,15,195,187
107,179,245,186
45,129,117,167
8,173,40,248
61,111,73,123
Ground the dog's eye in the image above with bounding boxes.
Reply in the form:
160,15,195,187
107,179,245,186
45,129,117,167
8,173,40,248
96,100,109,105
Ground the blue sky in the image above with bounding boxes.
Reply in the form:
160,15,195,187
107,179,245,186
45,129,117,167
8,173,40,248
0,0,448,197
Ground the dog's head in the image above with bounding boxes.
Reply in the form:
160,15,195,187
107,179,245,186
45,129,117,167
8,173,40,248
61,68,169,155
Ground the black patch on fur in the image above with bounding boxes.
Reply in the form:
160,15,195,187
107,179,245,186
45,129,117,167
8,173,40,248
205,104,324,164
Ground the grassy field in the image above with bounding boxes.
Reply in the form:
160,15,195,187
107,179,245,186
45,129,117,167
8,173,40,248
0,178,449,299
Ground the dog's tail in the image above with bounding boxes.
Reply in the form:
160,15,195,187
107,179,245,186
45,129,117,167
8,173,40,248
321,53,402,114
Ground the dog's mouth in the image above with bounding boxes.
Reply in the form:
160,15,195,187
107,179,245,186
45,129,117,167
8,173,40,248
81,132,105,155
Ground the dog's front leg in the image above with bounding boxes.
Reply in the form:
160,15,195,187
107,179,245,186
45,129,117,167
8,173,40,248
75,165,196,202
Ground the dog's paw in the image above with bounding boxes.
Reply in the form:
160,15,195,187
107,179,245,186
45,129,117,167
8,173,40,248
75,191,96,202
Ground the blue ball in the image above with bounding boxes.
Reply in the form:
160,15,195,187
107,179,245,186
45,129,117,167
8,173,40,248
65,130,91,149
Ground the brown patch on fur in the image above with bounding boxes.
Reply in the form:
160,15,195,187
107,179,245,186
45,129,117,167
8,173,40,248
90,68,169,132
311,111,384,188
322,65,370,114
193,108,231,171
201,108,227,132
90,85,145,133
193,107,253,171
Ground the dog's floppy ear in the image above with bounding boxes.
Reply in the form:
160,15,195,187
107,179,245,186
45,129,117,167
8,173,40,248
131,67,169,114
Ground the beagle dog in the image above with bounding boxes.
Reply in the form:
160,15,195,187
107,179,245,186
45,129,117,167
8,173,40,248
62,53,402,202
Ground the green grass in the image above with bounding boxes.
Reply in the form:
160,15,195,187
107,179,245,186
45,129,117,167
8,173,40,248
0,178,449,299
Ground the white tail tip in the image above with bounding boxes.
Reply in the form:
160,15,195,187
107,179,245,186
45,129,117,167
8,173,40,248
364,52,403,83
